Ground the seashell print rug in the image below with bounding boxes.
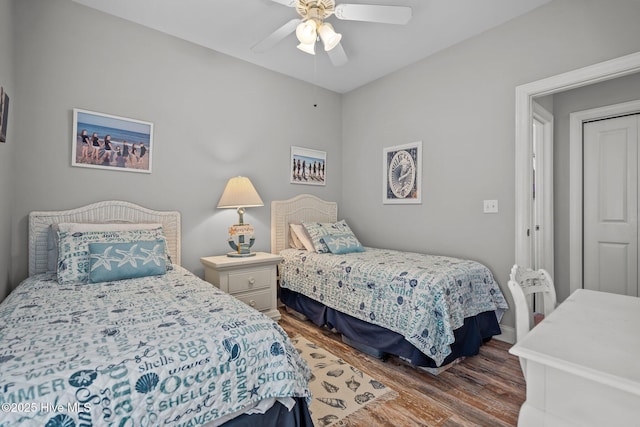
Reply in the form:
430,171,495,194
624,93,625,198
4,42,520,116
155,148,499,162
292,336,398,427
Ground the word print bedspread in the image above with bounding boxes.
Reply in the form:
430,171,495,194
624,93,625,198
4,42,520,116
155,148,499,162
0,266,311,427
279,248,508,366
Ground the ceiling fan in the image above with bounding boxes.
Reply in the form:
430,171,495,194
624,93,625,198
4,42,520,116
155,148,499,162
252,0,412,66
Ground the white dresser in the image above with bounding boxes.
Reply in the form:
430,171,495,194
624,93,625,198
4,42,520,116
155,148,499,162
200,252,283,321
509,289,640,426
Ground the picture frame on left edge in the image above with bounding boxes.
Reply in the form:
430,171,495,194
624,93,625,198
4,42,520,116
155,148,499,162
72,108,154,173
0,87,9,143
383,141,422,204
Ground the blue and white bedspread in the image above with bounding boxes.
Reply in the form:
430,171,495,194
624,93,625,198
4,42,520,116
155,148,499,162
279,248,508,366
0,266,311,427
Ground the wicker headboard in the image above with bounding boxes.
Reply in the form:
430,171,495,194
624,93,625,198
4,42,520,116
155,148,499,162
271,194,337,254
28,200,181,276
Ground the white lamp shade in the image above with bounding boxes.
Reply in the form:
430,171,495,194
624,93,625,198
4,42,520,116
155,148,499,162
297,41,316,55
319,23,342,51
296,19,317,44
217,176,264,209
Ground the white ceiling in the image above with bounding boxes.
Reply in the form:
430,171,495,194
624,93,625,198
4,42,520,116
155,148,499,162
72,0,551,94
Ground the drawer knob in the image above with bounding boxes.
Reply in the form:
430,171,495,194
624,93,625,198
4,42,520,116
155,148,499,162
249,300,256,307
248,277,256,286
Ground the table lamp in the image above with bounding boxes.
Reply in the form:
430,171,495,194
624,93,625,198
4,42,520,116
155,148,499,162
217,176,264,257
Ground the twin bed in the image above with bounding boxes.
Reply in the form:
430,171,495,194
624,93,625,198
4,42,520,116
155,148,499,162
272,194,508,369
0,195,508,426
0,201,312,427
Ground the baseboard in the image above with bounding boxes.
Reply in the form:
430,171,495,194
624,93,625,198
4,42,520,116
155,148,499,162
494,324,515,344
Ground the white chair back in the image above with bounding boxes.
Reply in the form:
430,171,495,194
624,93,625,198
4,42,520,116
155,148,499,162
508,265,557,343
508,265,557,376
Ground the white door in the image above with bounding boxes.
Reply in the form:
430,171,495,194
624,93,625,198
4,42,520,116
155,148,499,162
583,115,640,296
532,102,554,277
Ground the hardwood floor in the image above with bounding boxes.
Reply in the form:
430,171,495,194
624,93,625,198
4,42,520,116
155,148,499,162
278,308,526,427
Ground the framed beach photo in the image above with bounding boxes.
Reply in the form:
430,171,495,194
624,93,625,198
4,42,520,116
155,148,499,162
383,141,422,204
290,146,326,186
0,86,9,143
72,108,154,173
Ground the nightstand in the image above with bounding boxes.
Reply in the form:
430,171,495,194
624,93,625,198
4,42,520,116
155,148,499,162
200,252,283,321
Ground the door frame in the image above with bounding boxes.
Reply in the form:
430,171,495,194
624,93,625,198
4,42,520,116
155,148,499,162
515,51,640,276
569,100,640,296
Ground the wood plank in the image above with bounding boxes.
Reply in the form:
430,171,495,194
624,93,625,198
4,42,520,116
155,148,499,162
278,308,525,426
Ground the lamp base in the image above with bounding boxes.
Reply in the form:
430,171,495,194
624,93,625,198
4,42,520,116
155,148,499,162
226,251,256,258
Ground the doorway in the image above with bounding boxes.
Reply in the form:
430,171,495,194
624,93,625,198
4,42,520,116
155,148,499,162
515,52,640,298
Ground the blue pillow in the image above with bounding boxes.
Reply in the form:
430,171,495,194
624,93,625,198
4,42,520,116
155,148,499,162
302,220,357,253
57,226,172,284
322,233,365,254
88,240,167,283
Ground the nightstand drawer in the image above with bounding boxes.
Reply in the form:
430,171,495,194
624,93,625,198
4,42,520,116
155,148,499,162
234,289,273,312
228,268,271,293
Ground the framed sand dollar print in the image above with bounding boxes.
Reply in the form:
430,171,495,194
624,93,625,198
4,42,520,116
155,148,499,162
383,141,422,204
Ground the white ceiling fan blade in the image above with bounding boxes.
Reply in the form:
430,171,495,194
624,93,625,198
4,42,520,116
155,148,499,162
251,18,301,53
327,43,348,67
269,0,297,7
334,4,412,25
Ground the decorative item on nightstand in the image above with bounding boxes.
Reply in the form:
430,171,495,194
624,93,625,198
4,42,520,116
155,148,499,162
217,176,264,257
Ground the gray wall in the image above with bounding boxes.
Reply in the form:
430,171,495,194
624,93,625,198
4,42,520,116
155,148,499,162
341,0,640,329
7,0,342,295
0,0,15,300
5,0,640,332
551,72,640,302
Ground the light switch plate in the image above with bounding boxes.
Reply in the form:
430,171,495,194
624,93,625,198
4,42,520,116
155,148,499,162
483,199,498,213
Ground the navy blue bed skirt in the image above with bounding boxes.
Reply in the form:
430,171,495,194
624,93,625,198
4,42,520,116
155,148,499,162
280,287,502,368
223,397,312,427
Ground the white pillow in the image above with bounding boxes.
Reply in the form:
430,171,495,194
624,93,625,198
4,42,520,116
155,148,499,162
288,226,305,250
289,223,315,252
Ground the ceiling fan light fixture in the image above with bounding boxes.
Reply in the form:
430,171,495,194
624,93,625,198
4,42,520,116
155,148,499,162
318,22,341,51
295,19,317,44
297,41,316,55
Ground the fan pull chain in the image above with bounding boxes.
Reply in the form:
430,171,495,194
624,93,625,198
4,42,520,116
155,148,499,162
312,51,318,107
